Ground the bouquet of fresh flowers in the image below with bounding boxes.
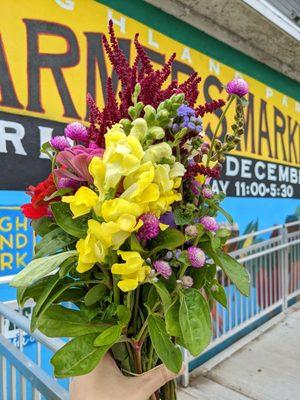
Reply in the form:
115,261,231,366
12,22,250,399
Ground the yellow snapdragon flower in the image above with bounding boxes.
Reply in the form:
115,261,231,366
62,187,98,218
76,233,99,273
103,124,144,188
111,251,151,292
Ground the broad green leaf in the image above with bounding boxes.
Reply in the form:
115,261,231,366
11,251,77,288
84,284,108,306
17,277,51,307
34,227,76,258
94,325,122,347
59,257,76,278
177,251,190,266
51,202,87,238
31,272,61,331
210,283,227,308
129,234,147,255
190,268,206,289
44,188,72,201
216,228,231,238
173,207,194,226
31,217,56,237
146,285,158,310
202,243,250,296
117,305,131,326
153,281,171,314
51,333,109,378
38,305,108,337
179,289,211,356
149,229,185,255
216,251,250,296
166,299,182,337
148,314,182,374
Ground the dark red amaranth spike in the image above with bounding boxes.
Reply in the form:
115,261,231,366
184,163,221,180
196,99,226,117
86,21,228,148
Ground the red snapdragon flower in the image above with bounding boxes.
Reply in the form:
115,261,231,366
21,174,57,219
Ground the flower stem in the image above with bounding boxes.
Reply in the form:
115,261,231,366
206,95,234,167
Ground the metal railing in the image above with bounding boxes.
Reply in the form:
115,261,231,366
182,221,300,385
1,221,300,395
0,304,69,400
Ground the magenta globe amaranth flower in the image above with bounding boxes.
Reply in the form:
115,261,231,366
137,213,160,241
65,122,89,142
202,187,214,199
200,216,218,232
153,260,172,279
188,246,205,268
226,78,249,97
50,136,71,151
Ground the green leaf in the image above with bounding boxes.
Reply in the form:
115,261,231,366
179,289,211,356
30,272,61,331
94,325,122,347
34,227,76,258
51,333,109,378
44,188,72,201
153,281,171,314
149,229,185,255
117,305,131,326
31,217,56,237
17,277,51,307
129,233,147,255
216,228,231,238
38,305,109,337
173,207,194,226
210,283,227,308
189,268,206,289
51,202,87,238
148,314,182,374
213,204,233,224
84,284,108,306
11,251,77,288
177,251,190,266
215,251,250,296
202,243,250,296
166,299,182,337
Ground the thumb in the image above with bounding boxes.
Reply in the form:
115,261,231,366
138,363,186,399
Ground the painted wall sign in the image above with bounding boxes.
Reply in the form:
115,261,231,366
0,0,300,274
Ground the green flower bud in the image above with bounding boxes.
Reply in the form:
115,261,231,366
119,118,132,134
148,126,165,140
129,118,148,141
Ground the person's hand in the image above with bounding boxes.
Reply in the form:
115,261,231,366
70,352,184,400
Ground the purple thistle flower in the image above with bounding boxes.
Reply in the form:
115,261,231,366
65,122,89,142
226,78,249,97
137,213,160,241
172,123,180,133
185,225,198,238
181,276,194,288
50,136,71,151
202,187,214,199
200,216,218,232
153,260,172,279
187,122,196,130
188,246,205,268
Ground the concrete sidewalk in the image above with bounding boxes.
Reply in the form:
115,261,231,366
179,303,300,400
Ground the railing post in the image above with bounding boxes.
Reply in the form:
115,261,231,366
281,225,289,312
181,348,189,387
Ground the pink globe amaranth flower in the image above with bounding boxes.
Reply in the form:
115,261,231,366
202,187,214,199
185,225,198,238
226,78,249,97
153,260,172,279
65,122,89,142
50,136,71,151
137,213,160,241
191,179,201,196
181,275,194,288
200,216,218,232
188,246,205,268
